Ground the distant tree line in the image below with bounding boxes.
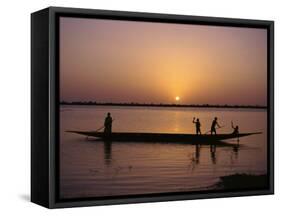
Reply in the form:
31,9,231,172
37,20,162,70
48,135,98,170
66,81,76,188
60,101,267,109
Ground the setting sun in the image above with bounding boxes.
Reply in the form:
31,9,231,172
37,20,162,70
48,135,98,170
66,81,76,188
175,96,180,101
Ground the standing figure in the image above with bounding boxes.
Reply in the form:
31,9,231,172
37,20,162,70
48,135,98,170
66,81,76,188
211,117,221,135
104,112,113,135
192,117,202,135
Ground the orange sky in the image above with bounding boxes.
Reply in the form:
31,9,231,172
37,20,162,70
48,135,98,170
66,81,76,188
60,17,267,106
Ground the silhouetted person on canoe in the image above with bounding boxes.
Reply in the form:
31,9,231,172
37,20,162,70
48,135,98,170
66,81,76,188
211,117,221,135
104,112,113,135
231,121,239,135
192,117,201,135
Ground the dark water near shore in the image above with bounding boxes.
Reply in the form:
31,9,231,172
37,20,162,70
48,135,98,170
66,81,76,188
60,105,267,199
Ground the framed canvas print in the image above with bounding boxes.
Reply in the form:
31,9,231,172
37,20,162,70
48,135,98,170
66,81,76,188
31,7,274,208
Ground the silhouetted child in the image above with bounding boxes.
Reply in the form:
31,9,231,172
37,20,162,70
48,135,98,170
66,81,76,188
231,121,239,135
192,117,202,135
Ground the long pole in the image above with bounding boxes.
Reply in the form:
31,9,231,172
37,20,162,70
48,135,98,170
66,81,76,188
95,119,115,132
204,126,224,135
95,125,105,132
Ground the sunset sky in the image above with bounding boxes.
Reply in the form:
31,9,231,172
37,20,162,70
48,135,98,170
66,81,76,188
60,17,267,106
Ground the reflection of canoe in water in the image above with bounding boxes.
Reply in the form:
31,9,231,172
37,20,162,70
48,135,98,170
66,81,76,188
66,131,262,144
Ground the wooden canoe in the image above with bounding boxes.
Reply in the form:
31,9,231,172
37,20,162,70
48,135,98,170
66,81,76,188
66,131,261,144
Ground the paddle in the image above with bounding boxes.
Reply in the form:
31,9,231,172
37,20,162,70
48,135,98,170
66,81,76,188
231,121,234,129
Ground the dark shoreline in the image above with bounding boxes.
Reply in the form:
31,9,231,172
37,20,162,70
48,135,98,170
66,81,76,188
60,102,267,110
214,174,268,190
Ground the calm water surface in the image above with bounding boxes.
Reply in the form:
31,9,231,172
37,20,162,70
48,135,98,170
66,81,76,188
60,105,267,198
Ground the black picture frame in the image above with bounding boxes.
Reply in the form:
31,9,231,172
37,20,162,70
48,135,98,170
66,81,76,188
31,6,274,208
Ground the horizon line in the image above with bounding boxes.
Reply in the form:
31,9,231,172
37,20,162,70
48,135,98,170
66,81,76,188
60,101,267,109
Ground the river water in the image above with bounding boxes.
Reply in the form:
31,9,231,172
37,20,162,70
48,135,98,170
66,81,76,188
59,105,267,199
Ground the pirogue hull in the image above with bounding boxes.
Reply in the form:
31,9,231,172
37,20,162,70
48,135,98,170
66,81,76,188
67,131,261,144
